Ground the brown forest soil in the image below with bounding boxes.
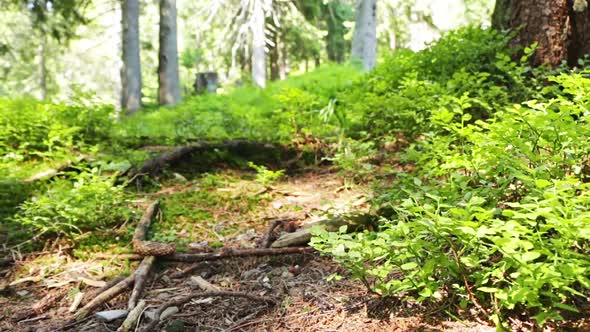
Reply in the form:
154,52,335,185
1,169,497,332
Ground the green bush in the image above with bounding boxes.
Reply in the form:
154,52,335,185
0,98,115,159
13,169,132,237
340,27,539,138
115,64,361,145
311,72,590,328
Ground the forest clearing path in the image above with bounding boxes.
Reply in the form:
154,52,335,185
1,164,492,331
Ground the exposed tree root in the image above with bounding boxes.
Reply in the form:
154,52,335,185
131,139,291,177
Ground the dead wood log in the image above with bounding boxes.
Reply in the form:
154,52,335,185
163,247,314,262
128,256,155,310
141,291,276,332
132,200,175,256
131,139,288,177
117,299,146,332
73,274,135,321
271,212,376,248
24,162,72,183
23,156,89,183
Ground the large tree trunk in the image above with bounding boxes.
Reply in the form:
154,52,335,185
252,0,267,88
351,0,377,71
121,0,142,114
493,0,590,67
158,0,181,105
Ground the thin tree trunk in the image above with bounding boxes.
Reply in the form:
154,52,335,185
351,0,377,71
121,0,142,114
279,37,287,80
269,27,280,81
251,0,266,88
158,0,181,105
39,33,47,101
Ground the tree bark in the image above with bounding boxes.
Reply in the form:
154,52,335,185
38,33,47,101
269,25,280,81
121,0,142,114
252,0,267,88
158,0,181,105
351,0,377,71
492,0,590,67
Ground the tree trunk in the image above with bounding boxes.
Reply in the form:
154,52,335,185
252,0,266,88
121,0,142,114
269,26,280,81
158,0,181,105
279,38,287,80
492,0,590,67
351,0,377,71
38,33,47,101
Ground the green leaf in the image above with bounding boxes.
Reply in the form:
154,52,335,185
478,287,499,293
520,251,541,262
400,262,418,270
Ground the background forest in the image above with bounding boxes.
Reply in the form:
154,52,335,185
2,0,590,331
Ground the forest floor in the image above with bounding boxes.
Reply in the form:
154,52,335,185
0,163,495,332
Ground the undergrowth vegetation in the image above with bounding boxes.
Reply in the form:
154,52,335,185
2,26,590,328
311,28,590,328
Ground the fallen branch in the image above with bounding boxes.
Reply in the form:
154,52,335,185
190,276,220,292
23,161,73,183
128,256,155,310
82,276,125,306
164,247,314,262
271,212,376,248
73,274,135,321
117,299,146,332
132,201,175,256
141,291,276,332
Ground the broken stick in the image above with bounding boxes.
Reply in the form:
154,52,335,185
82,275,125,306
117,299,146,332
128,256,155,310
73,274,135,321
132,200,175,256
141,291,276,332
164,246,314,262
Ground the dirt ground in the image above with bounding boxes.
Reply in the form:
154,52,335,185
1,169,497,332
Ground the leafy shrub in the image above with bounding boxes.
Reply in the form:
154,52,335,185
0,98,115,159
115,64,361,145
13,169,132,237
340,27,538,138
248,162,284,186
311,72,590,327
